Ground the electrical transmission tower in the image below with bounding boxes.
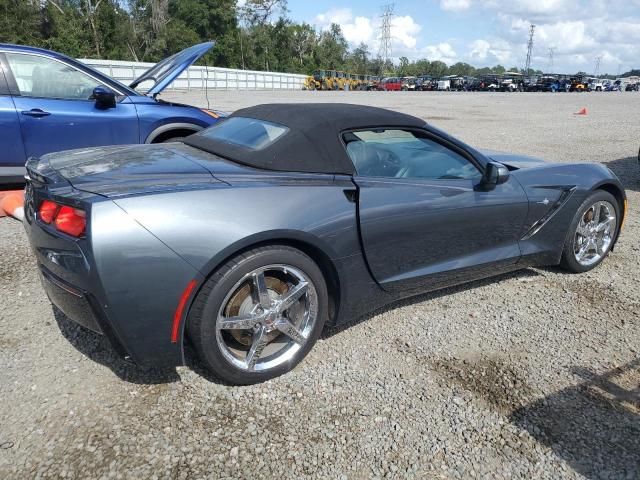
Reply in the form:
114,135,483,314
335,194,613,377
524,24,535,78
378,3,394,69
547,47,556,73
594,56,602,77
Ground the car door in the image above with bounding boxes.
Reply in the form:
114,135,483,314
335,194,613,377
2,51,139,159
347,127,529,293
0,55,26,175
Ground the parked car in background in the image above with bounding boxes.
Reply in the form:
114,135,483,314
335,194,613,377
476,75,500,91
500,73,524,92
437,78,451,91
377,77,402,91
588,78,604,91
416,76,435,91
604,80,622,92
0,42,222,186
401,76,416,91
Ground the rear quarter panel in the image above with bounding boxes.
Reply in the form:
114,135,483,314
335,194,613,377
113,176,361,269
112,175,379,337
89,201,204,366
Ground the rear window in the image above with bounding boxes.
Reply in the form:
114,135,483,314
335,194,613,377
196,117,288,150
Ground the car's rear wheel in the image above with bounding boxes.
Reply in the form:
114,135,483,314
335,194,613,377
560,190,619,273
187,246,327,385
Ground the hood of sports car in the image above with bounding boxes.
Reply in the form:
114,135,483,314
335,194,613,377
43,143,222,197
480,150,548,169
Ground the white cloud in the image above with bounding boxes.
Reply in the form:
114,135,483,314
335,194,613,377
313,8,421,58
468,39,513,64
440,0,472,12
341,16,375,45
314,8,353,26
423,43,458,64
458,2,640,73
391,15,421,49
312,2,639,73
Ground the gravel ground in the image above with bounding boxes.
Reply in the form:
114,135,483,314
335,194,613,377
1,91,639,480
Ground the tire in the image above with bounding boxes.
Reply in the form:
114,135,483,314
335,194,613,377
162,136,186,143
560,190,620,273
187,245,328,385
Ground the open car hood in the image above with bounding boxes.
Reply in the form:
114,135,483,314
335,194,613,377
129,41,214,96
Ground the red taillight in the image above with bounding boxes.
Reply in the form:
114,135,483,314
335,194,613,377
39,200,59,224
54,206,86,237
39,200,86,237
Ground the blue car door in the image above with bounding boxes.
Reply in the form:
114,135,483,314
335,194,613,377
346,127,529,293
3,52,139,159
0,55,27,176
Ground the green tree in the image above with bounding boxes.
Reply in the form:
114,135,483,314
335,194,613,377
313,24,348,70
0,0,42,46
449,62,474,77
428,60,448,77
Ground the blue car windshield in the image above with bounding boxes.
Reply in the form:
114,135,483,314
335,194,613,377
195,117,289,150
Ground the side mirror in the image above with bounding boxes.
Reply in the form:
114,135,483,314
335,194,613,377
481,162,510,189
91,86,116,109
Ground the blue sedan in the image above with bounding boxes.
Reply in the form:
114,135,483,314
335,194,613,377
0,42,222,185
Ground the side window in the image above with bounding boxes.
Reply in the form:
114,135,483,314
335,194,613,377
344,129,482,180
5,53,102,100
0,68,9,96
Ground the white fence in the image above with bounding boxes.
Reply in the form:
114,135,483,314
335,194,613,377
79,58,307,91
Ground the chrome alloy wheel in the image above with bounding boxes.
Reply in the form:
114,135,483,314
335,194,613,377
573,200,617,266
216,265,318,372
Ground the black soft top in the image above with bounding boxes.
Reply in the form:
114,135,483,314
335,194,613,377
184,103,426,174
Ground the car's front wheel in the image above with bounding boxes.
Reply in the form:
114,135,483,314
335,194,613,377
560,190,619,273
187,246,328,384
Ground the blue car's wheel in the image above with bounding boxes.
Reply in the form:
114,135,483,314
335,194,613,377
187,246,328,384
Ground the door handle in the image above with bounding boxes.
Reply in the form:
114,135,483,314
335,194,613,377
21,109,51,118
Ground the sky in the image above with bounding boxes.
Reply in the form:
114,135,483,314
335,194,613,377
285,0,640,75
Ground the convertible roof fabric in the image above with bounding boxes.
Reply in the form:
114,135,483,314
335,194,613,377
184,103,426,174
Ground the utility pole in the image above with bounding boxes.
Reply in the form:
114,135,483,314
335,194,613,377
524,24,535,79
547,47,555,74
593,56,602,78
378,3,394,72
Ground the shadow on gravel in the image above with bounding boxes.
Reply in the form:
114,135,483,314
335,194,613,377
323,268,541,339
53,307,180,385
605,156,639,192
510,359,640,480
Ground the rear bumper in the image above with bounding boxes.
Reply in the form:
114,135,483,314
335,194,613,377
39,266,102,334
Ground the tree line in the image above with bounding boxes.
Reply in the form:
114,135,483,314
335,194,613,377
1,1,632,78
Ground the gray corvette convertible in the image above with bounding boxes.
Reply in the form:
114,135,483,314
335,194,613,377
24,104,626,384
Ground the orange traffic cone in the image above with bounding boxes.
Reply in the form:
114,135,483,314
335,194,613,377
0,191,25,221
574,107,587,115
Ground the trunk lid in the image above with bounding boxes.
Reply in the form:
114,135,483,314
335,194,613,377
37,144,221,198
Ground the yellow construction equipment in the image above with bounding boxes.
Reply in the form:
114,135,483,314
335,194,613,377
305,70,380,91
